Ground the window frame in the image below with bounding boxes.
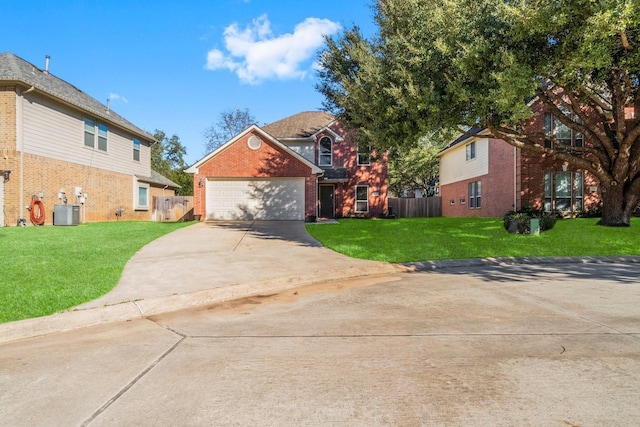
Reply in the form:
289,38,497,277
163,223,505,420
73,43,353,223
83,116,108,152
355,185,369,213
544,170,584,212
468,181,481,209
544,111,583,149
465,141,476,161
133,138,141,162
319,136,333,166
134,182,150,211
357,145,371,166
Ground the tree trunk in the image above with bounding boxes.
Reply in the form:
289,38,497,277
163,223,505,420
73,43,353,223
598,184,631,226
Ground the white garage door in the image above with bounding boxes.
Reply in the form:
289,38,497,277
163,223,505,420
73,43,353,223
206,178,305,221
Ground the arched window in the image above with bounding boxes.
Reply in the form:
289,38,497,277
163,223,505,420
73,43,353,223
319,136,332,166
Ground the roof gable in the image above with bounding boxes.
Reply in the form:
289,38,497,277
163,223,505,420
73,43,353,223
0,52,155,143
186,124,323,174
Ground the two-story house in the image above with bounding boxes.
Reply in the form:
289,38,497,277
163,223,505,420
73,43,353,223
187,111,388,221
0,52,178,226
438,108,606,218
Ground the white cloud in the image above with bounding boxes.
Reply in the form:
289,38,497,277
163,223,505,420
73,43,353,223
109,93,128,103
205,14,341,84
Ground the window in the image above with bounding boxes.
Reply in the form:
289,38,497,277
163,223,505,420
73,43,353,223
319,136,332,166
84,117,95,148
544,170,584,212
133,139,140,161
466,141,476,160
468,181,481,209
135,183,149,210
544,111,583,148
98,124,108,151
357,145,371,165
355,185,369,213
84,117,108,152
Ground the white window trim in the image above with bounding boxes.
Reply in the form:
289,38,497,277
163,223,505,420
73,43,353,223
355,185,369,213
134,180,150,211
133,138,141,162
357,145,371,166
319,136,333,166
466,141,476,161
84,116,108,152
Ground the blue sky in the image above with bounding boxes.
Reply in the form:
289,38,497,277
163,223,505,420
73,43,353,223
3,0,377,165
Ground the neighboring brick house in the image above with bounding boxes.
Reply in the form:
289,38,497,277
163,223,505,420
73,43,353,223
0,52,178,226
187,111,388,221
438,103,605,217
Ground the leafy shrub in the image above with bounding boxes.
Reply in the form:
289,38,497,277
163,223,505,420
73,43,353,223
503,208,559,234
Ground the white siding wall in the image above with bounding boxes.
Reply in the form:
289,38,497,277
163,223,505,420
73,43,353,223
439,137,489,185
21,93,151,177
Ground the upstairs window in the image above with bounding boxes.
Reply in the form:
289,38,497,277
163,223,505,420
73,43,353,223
544,111,583,149
319,136,332,166
133,138,141,161
84,117,95,148
84,117,108,152
466,141,476,160
357,145,371,166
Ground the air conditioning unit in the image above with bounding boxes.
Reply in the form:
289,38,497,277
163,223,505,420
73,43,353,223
53,204,80,226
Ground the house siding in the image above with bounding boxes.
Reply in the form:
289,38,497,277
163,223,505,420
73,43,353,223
441,138,516,217
440,137,489,185
0,83,163,226
22,92,151,177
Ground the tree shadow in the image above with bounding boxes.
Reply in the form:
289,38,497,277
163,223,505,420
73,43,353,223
205,220,322,247
405,257,640,285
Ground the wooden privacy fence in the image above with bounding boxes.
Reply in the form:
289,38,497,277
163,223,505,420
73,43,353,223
153,196,194,222
388,197,442,218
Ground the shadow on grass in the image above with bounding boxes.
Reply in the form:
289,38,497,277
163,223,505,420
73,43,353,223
407,258,640,285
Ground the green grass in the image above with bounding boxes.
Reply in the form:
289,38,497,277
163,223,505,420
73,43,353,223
0,221,194,324
306,217,640,263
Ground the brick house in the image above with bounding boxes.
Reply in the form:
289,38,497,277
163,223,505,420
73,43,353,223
0,52,178,226
187,111,388,221
438,103,606,217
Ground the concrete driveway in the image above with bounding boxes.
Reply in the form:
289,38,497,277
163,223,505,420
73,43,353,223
0,221,400,343
1,262,639,425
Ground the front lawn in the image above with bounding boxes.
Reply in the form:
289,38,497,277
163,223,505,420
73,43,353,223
306,217,640,263
0,221,193,324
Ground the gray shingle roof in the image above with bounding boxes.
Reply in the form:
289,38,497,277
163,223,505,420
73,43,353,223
136,170,181,188
262,111,335,139
0,52,155,143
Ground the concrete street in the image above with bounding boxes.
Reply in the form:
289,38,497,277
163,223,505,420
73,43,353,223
2,262,639,426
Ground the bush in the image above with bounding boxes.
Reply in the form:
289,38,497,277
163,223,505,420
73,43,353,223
503,208,559,234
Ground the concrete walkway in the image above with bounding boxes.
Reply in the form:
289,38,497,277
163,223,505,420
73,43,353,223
0,221,402,344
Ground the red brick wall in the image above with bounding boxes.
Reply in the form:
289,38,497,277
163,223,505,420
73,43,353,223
192,131,316,219
318,125,389,217
442,138,516,217
1,153,160,226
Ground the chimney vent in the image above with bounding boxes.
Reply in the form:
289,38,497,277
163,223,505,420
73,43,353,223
44,55,50,74
106,98,110,112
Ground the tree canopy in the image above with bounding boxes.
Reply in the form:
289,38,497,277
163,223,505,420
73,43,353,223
204,108,257,153
316,0,640,226
152,130,192,196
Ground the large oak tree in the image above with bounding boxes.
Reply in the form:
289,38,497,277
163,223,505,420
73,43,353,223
317,0,640,226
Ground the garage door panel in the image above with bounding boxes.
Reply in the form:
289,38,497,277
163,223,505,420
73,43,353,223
206,179,304,221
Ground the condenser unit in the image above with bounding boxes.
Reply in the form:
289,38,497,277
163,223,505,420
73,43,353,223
53,204,80,226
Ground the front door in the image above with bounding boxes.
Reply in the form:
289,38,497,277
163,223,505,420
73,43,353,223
319,185,335,218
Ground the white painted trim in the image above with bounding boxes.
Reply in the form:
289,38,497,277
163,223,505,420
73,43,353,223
186,124,323,175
